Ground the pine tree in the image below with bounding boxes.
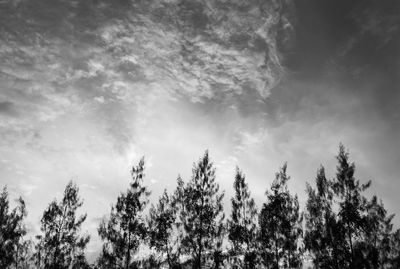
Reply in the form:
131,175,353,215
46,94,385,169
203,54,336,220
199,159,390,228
258,163,302,269
179,151,225,269
361,195,396,268
304,166,347,269
389,229,400,268
228,167,258,268
332,144,371,268
98,157,150,269
35,181,90,269
0,187,27,268
148,189,180,268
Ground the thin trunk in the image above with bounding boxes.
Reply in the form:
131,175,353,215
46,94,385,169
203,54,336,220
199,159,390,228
54,204,68,266
166,241,172,268
126,231,131,269
197,184,205,269
15,243,19,269
346,185,354,267
275,239,279,269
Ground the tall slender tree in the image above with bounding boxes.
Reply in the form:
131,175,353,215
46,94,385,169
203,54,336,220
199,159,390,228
228,167,258,268
332,144,371,268
389,229,400,268
179,151,225,269
0,187,27,269
304,166,347,269
359,195,396,268
35,181,90,269
259,163,302,269
148,189,180,268
98,157,150,269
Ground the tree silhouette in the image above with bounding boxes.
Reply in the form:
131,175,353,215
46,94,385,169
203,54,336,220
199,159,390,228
332,144,371,268
361,195,395,268
304,166,347,269
35,181,90,269
179,151,225,269
304,144,400,269
2,145,400,268
389,229,400,267
228,167,258,268
98,157,150,269
0,187,27,269
259,163,303,269
148,189,181,268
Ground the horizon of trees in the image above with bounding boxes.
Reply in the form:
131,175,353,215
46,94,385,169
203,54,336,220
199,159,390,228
1,144,400,268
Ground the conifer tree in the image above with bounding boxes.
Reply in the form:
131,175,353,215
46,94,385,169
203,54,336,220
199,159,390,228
179,151,225,269
360,195,396,268
170,175,189,268
228,167,258,268
0,187,27,269
304,145,400,269
304,166,347,269
332,144,371,268
259,163,302,269
389,229,400,268
98,157,150,269
35,181,90,269
148,189,181,268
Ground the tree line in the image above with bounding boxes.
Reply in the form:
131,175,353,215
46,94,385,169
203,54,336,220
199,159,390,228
1,144,400,268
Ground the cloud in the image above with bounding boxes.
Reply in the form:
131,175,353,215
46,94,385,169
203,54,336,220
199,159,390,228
0,0,296,155
0,101,17,116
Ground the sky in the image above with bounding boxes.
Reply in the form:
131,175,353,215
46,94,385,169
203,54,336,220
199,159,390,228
1,0,399,261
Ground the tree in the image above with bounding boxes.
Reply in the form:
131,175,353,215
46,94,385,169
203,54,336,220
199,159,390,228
304,145,400,269
98,157,150,269
148,189,180,268
0,187,27,268
360,195,396,268
389,229,400,268
228,167,258,269
179,151,225,269
35,181,90,269
170,175,187,267
259,163,302,269
332,144,371,268
304,166,347,269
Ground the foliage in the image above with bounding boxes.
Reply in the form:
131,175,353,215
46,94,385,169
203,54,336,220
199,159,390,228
304,166,348,268
98,157,150,269
148,189,181,268
0,187,27,268
179,151,225,269
1,146,400,268
35,181,90,269
304,144,400,269
228,167,259,268
259,163,303,269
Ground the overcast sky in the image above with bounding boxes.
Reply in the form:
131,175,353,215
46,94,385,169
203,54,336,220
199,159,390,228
1,0,399,261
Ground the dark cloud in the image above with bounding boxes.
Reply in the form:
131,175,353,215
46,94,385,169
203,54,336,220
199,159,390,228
268,0,400,125
0,101,17,116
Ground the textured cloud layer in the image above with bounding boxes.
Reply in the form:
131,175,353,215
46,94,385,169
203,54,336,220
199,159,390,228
0,0,295,154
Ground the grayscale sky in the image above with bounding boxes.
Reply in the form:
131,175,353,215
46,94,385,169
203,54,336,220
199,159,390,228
1,0,399,261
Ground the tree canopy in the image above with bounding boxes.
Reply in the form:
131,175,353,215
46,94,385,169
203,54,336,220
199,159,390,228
1,145,400,269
